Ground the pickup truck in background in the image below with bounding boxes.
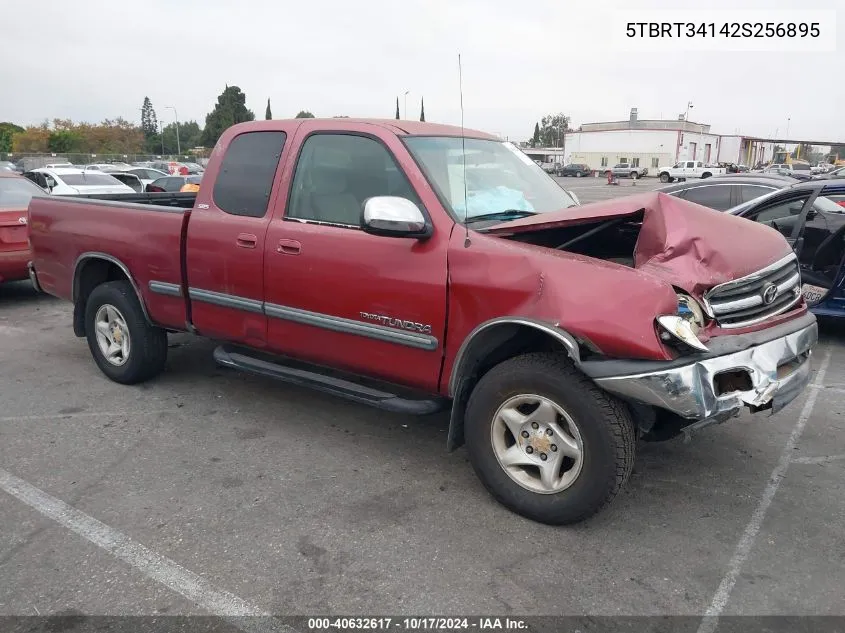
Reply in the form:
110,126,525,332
609,163,648,179
28,118,818,525
657,160,726,183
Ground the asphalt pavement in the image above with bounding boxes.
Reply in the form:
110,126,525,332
1,192,844,629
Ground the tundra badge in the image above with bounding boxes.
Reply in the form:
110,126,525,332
360,311,432,334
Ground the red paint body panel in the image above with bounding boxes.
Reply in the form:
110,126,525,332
28,198,187,329
27,120,809,402
262,119,453,392
0,173,36,283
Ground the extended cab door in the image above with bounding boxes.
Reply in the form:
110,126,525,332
261,123,450,393
182,127,291,347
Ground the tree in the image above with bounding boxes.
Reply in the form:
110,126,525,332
140,97,158,139
538,113,570,147
265,99,272,120
295,111,315,118
420,97,425,122
47,129,82,153
333,115,349,118
162,121,202,154
532,122,540,147
0,122,24,153
201,85,255,147
12,124,50,153
791,143,813,161
395,97,400,120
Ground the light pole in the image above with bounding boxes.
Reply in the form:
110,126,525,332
403,91,410,120
165,106,181,156
684,101,694,160
786,117,791,138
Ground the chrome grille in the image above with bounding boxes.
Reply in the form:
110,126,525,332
703,254,802,329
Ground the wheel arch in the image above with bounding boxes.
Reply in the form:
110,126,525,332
445,318,590,451
72,252,152,337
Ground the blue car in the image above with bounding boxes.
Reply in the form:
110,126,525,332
726,180,845,318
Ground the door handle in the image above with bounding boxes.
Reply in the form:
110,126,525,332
236,233,257,248
276,239,301,255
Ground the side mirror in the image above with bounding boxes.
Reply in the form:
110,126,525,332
361,196,430,239
44,178,56,192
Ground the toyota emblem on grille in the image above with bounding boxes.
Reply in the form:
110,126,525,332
761,282,778,305
18,216,27,225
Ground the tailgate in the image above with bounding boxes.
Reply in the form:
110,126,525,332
0,210,29,251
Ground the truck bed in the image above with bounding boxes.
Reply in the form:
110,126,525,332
68,191,197,209
28,194,191,331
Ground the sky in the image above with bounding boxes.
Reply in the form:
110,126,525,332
2,0,843,143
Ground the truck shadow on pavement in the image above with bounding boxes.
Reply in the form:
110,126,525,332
0,281,57,307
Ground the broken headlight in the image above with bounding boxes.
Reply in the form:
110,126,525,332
656,294,708,352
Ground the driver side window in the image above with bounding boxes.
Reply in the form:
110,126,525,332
287,134,420,227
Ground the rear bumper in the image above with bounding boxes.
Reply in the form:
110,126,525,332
0,249,31,283
583,313,818,425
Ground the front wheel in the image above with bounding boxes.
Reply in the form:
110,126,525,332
85,280,168,384
575,171,583,178
630,171,639,180
464,352,636,525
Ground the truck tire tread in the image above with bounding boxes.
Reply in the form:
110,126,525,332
84,280,168,384
464,352,635,525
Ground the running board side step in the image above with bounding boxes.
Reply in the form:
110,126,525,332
213,345,448,415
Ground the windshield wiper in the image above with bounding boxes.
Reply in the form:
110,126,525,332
464,209,538,225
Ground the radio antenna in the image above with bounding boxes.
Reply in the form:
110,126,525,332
458,53,470,248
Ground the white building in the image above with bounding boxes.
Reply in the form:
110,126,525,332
523,109,779,174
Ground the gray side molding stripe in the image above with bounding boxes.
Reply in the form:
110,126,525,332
148,281,182,297
188,287,264,314
149,281,439,351
264,302,438,351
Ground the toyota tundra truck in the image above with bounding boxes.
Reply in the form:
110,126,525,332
27,118,818,525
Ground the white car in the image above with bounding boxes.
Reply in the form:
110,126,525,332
656,160,726,183
22,168,136,195
124,167,169,188
84,162,134,172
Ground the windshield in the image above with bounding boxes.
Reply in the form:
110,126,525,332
0,177,47,209
403,137,577,222
791,163,811,171
58,173,126,186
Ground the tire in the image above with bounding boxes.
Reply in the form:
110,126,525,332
630,172,638,180
701,172,712,179
659,172,670,183
84,280,168,384
575,171,583,178
464,352,636,525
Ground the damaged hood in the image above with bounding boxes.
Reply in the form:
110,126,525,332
485,191,793,297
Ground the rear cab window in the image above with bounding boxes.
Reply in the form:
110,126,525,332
213,131,287,218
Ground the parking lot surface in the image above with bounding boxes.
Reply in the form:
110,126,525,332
554,174,666,204
1,200,844,625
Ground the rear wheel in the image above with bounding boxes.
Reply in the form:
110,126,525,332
464,352,636,525
659,172,670,183
84,281,168,384
701,172,712,179
575,171,583,178
630,171,639,180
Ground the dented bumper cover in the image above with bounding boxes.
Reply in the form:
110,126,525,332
580,312,818,424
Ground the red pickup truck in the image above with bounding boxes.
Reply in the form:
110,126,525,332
28,118,818,525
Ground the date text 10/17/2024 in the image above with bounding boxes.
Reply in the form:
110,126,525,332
307,617,528,630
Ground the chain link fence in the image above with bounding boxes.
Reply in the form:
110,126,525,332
0,151,211,170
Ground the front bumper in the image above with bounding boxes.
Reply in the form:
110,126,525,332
583,314,817,425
